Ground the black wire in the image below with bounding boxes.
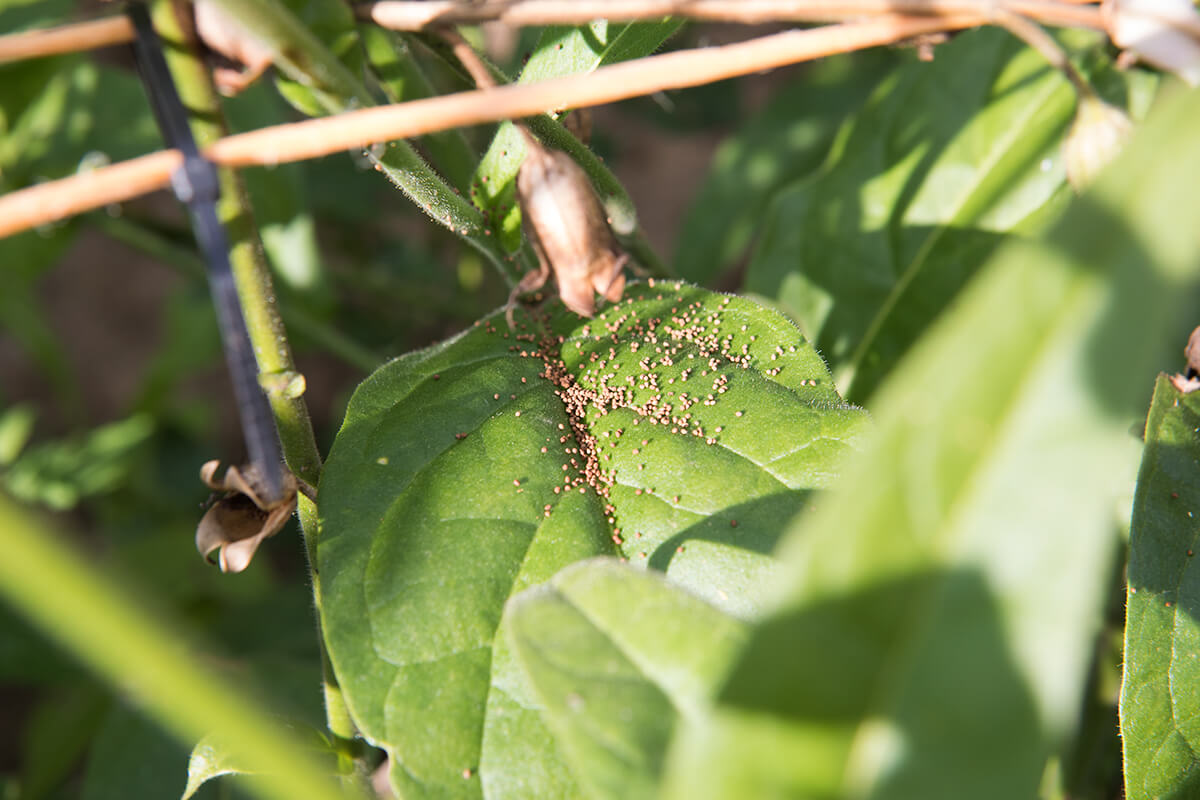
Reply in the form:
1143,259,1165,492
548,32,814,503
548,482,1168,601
127,2,285,505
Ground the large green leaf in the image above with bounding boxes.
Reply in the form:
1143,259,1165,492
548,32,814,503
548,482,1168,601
1122,376,1200,798
660,83,1200,799
472,21,681,252
317,282,867,798
743,30,1154,403
506,558,746,800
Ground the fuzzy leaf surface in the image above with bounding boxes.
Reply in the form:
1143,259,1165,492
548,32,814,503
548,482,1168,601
1122,376,1200,799
317,282,866,798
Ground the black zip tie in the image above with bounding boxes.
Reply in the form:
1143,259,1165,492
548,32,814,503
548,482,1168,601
127,2,285,506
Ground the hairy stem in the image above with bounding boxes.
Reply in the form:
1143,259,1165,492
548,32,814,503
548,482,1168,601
146,0,361,754
204,0,524,285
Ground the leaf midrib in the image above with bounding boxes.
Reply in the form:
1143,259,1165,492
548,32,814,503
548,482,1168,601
840,65,1068,393
839,273,1093,791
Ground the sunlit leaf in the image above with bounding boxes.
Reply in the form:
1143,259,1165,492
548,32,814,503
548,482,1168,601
661,78,1200,800
743,30,1155,403
317,282,866,798
674,50,897,287
506,558,746,800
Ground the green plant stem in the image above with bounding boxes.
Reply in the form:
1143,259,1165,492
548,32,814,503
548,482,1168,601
409,31,668,272
204,0,524,286
90,213,382,373
147,0,362,756
0,495,355,800
360,24,479,191
149,1,322,487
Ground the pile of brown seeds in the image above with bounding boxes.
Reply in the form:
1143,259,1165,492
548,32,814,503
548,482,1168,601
504,281,771,503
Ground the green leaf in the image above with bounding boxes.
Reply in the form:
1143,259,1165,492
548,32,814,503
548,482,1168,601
472,21,681,252
360,26,478,192
0,403,35,465
182,719,337,800
506,558,746,800
22,683,108,800
661,77,1200,800
743,30,1142,403
317,282,866,798
673,50,897,286
269,0,366,117
80,704,193,800
0,60,160,187
1122,376,1200,798
0,0,72,31
2,414,154,511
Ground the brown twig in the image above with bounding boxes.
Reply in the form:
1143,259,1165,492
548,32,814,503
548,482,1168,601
0,15,134,64
992,8,1092,94
361,0,1103,30
0,14,985,239
0,0,1106,65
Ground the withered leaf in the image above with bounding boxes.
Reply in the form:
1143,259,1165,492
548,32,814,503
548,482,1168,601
193,0,274,96
513,132,628,318
196,460,296,573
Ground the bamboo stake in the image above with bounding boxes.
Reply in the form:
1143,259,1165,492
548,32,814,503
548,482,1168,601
0,15,134,64
0,0,1104,64
360,0,1103,30
0,14,980,239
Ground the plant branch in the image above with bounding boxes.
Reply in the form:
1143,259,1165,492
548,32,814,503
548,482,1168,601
0,15,133,64
205,0,525,286
0,13,981,239
91,213,382,373
359,0,1104,30
0,0,1106,65
144,2,367,765
148,1,322,490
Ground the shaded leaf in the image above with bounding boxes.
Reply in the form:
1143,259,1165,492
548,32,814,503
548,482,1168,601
661,76,1200,800
506,558,746,800
2,415,154,511
21,683,108,800
1122,376,1200,798
81,704,193,800
317,282,866,798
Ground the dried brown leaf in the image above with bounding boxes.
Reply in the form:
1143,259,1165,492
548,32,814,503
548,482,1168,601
196,460,296,572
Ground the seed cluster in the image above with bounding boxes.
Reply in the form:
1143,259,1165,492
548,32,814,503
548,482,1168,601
479,281,813,547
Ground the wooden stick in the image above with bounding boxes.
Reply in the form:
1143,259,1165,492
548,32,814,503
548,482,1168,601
0,16,134,64
0,0,1105,65
0,14,981,239
361,0,1103,31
